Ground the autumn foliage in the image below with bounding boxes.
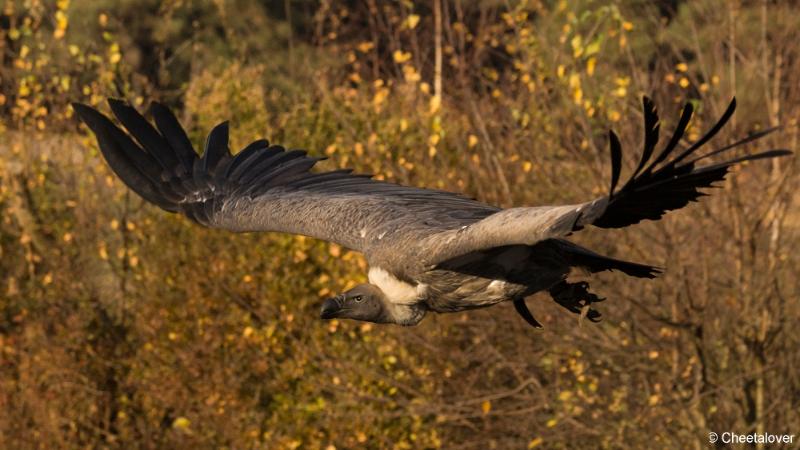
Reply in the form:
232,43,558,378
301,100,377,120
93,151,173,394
1,1,798,448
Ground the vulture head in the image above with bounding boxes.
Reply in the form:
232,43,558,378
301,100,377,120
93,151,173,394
320,284,392,324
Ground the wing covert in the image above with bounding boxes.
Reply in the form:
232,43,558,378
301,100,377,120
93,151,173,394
73,99,498,259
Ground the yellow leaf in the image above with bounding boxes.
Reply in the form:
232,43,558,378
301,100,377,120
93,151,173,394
172,417,191,429
429,95,441,113
586,57,596,76
570,35,582,54
468,134,479,148
679,77,690,88
393,50,411,63
573,87,583,104
568,73,580,88
481,400,491,414
622,21,634,31
348,72,362,84
676,62,688,72
402,64,421,83
55,11,68,30
584,39,601,57
405,14,420,29
528,437,543,448
356,41,374,53
546,418,558,427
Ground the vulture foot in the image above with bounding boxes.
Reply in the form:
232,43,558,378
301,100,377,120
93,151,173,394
549,280,604,322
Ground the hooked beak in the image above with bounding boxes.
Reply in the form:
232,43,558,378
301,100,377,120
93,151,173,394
320,296,343,319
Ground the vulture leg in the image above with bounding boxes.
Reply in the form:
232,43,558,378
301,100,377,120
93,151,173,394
513,298,543,328
549,280,605,322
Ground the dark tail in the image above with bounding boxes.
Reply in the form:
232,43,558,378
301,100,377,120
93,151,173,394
555,239,661,279
593,97,791,229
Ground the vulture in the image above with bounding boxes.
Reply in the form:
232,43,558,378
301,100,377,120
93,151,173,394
72,98,790,328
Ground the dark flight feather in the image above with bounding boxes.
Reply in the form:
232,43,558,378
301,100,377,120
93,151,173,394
608,130,623,196
593,97,791,229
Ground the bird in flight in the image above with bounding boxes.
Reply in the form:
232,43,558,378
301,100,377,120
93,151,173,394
72,98,789,328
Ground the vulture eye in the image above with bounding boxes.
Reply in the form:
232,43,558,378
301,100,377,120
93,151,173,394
353,295,364,303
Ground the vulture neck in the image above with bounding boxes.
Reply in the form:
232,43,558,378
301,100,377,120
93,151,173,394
368,267,427,326
382,301,427,326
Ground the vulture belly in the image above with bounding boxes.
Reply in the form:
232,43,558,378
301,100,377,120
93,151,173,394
420,244,570,313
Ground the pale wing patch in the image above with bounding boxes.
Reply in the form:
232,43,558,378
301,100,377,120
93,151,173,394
487,279,507,293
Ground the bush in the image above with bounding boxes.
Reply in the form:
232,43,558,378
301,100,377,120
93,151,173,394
1,1,798,448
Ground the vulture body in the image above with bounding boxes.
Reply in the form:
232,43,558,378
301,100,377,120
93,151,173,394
73,98,790,327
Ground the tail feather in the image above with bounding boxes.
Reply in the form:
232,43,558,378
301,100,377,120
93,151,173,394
556,239,661,279
594,97,792,229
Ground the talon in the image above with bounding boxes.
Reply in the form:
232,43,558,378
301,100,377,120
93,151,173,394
513,298,543,329
550,280,606,323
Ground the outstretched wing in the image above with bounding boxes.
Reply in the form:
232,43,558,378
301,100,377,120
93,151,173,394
73,99,498,261
422,97,792,267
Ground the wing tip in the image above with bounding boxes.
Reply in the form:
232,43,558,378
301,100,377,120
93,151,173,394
70,102,95,123
608,130,622,196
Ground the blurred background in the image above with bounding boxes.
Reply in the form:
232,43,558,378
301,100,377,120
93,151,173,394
1,0,798,448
